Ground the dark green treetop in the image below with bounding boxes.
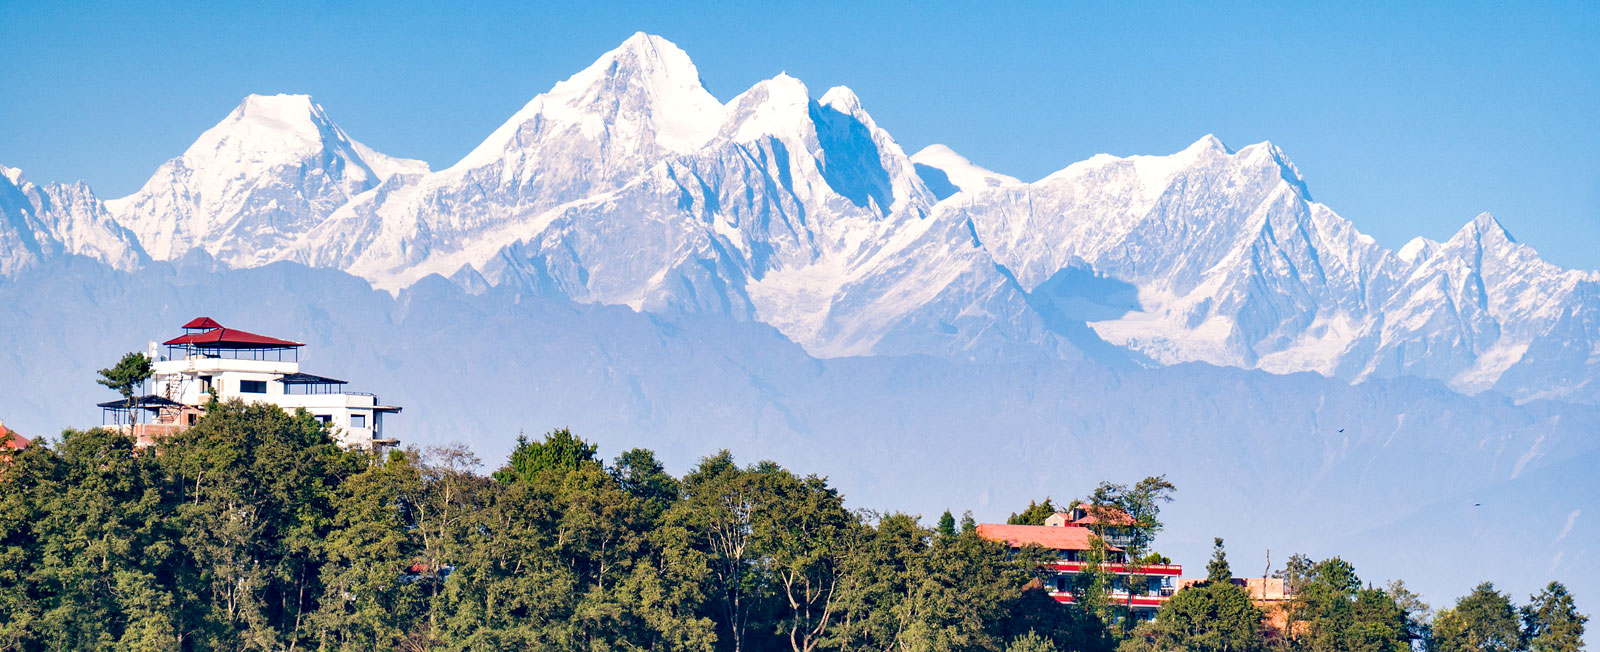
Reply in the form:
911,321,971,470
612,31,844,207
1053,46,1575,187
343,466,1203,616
1207,537,1232,584
492,427,599,484
1432,582,1525,652
96,351,152,406
1008,498,1060,525
1522,581,1587,652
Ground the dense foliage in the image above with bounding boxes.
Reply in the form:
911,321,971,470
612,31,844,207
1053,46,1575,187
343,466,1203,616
0,403,1104,651
0,402,1585,652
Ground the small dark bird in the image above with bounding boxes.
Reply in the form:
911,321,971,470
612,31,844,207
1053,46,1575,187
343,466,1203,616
1474,503,1481,507
1338,429,1345,433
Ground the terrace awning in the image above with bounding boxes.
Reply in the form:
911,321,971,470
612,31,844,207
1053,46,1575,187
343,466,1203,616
97,395,184,410
279,372,346,385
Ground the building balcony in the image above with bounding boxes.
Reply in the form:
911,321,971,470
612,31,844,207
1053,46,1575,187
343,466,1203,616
153,356,299,376
1047,591,1172,609
1047,561,1183,576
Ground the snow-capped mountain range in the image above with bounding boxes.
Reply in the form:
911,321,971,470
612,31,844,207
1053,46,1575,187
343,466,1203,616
4,32,1596,403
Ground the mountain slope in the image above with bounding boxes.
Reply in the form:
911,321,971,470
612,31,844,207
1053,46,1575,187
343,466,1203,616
106,93,427,265
910,144,1021,199
0,165,144,276
941,136,1598,400
0,256,1594,606
285,32,727,283
12,32,1597,402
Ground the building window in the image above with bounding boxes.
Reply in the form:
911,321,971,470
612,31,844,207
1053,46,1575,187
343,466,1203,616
351,414,367,428
240,380,267,394
314,415,332,425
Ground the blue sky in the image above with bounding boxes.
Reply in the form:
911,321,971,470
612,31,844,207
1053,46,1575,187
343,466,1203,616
2,2,1596,269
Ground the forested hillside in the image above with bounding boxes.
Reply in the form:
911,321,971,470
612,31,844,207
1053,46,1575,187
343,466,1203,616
0,402,1584,651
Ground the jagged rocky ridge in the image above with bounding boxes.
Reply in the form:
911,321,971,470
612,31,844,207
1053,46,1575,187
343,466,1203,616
3,32,1596,403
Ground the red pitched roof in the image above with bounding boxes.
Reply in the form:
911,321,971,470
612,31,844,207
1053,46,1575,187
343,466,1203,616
1067,507,1137,527
975,523,1118,552
181,317,223,329
0,425,27,451
163,327,303,349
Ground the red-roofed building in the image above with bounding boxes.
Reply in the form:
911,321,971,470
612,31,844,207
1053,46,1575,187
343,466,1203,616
102,318,401,451
977,514,1180,616
0,419,28,465
1047,505,1137,528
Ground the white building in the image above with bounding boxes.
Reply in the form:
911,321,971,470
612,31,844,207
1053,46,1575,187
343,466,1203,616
101,317,401,449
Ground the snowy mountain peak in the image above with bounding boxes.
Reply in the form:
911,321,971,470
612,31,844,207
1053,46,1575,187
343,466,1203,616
720,74,812,143
1454,212,1516,244
1398,236,1440,264
453,32,722,171
234,92,316,122
911,144,1021,199
106,94,427,263
819,85,864,115
178,94,341,169
0,164,146,275
41,35,1595,407
1189,133,1232,154
1230,139,1311,200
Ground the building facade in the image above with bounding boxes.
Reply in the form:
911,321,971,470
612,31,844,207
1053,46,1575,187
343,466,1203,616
101,317,401,450
977,510,1181,616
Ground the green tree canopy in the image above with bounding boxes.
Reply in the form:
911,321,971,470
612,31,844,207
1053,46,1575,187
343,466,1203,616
1522,581,1586,652
1123,580,1265,652
96,351,152,420
492,427,599,484
1280,556,1408,652
1008,498,1061,526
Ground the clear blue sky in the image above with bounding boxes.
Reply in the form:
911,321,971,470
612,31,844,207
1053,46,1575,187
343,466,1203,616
2,2,1596,269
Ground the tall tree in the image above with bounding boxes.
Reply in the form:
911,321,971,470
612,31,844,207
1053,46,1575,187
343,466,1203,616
1282,557,1407,652
1086,476,1177,636
309,453,423,650
1119,580,1264,652
158,399,360,648
612,447,682,516
1521,581,1586,652
755,470,859,652
1008,499,1060,526
28,427,184,649
97,351,152,426
1386,579,1432,644
493,428,598,484
403,443,489,645
1208,537,1233,584
671,451,772,652
1432,583,1525,652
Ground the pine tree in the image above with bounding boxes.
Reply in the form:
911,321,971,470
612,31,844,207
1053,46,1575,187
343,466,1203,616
1207,537,1232,584
938,511,957,538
